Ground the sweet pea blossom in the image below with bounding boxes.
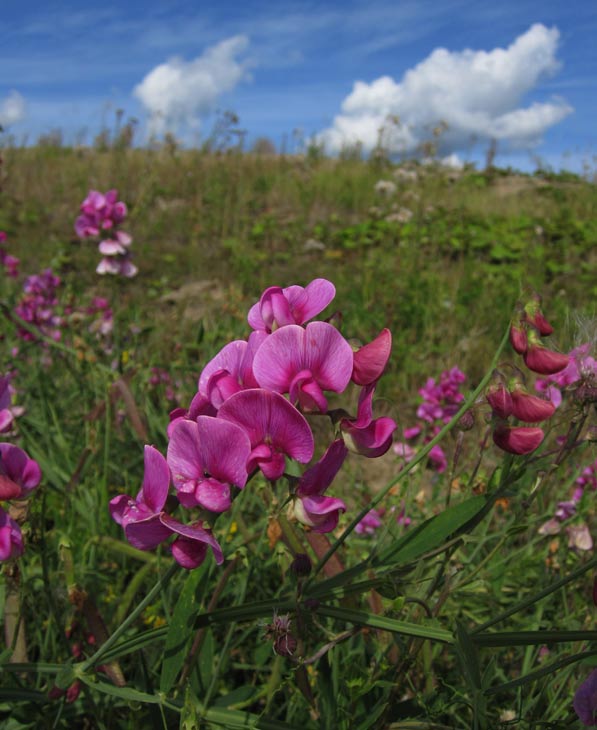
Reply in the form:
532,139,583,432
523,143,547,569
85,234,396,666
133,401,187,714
110,445,223,569
167,417,251,512
292,439,347,533
340,383,397,457
248,278,335,333
253,322,353,412
197,332,267,409
218,389,314,480
0,443,42,500
0,376,23,433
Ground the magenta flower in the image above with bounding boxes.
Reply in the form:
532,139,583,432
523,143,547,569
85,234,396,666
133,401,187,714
248,278,335,333
167,417,251,511
253,322,353,412
492,424,544,455
0,376,18,433
340,383,397,457
0,443,42,500
510,386,555,422
351,329,392,386
218,389,314,480
574,670,597,726
355,508,382,535
110,445,223,569
197,332,267,409
293,439,347,533
0,507,23,561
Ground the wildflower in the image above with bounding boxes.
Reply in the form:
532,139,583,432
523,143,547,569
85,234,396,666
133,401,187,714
167,417,251,511
486,383,513,419
110,445,223,569
0,376,24,433
509,386,555,422
355,508,382,535
340,383,397,458
0,443,42,500
292,439,347,533
252,322,354,412
509,321,528,354
248,278,336,333
523,332,569,375
492,424,544,455
218,389,314,480
351,328,392,386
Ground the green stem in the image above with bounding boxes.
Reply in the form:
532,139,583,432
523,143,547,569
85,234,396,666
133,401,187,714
310,323,512,580
79,562,179,673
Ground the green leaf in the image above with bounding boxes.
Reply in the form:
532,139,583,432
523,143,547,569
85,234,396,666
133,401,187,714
316,605,453,643
160,563,208,694
213,685,258,707
79,677,163,704
373,495,487,568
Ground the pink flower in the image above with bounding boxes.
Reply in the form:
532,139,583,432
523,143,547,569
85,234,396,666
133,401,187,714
197,332,267,409
253,322,353,412
248,278,335,333
0,507,23,562
509,322,528,354
218,389,314,480
355,508,382,535
486,383,513,419
340,383,397,457
110,445,223,569
351,329,392,386
167,417,251,511
0,443,42,500
523,342,569,375
510,386,555,422
492,424,544,455
293,439,347,533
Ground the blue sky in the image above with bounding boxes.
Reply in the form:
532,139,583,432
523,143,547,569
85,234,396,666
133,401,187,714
1,0,595,171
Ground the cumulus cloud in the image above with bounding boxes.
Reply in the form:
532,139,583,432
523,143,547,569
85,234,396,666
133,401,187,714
134,35,249,134
0,91,26,127
319,24,573,157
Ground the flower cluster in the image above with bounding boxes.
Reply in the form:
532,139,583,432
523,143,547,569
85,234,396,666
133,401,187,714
0,443,42,562
538,457,597,551
75,190,137,278
393,366,467,473
487,296,569,455
14,269,63,342
110,279,397,569
0,231,19,278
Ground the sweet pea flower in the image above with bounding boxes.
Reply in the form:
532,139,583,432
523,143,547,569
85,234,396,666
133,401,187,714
218,389,314,480
248,278,335,333
351,329,392,386
492,424,544,455
197,332,267,409
0,507,23,561
0,376,21,433
355,508,382,535
167,417,251,511
253,322,353,412
0,443,42,500
110,445,223,569
292,439,347,533
340,383,397,457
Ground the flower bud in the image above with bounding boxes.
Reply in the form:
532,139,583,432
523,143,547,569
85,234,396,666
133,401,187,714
457,409,475,431
509,323,528,354
492,424,544,455
510,387,555,422
486,383,513,419
524,295,554,336
290,553,312,577
524,345,570,375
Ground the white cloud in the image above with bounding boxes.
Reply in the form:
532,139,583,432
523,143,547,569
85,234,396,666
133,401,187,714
134,35,250,134
319,24,573,157
0,91,26,127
